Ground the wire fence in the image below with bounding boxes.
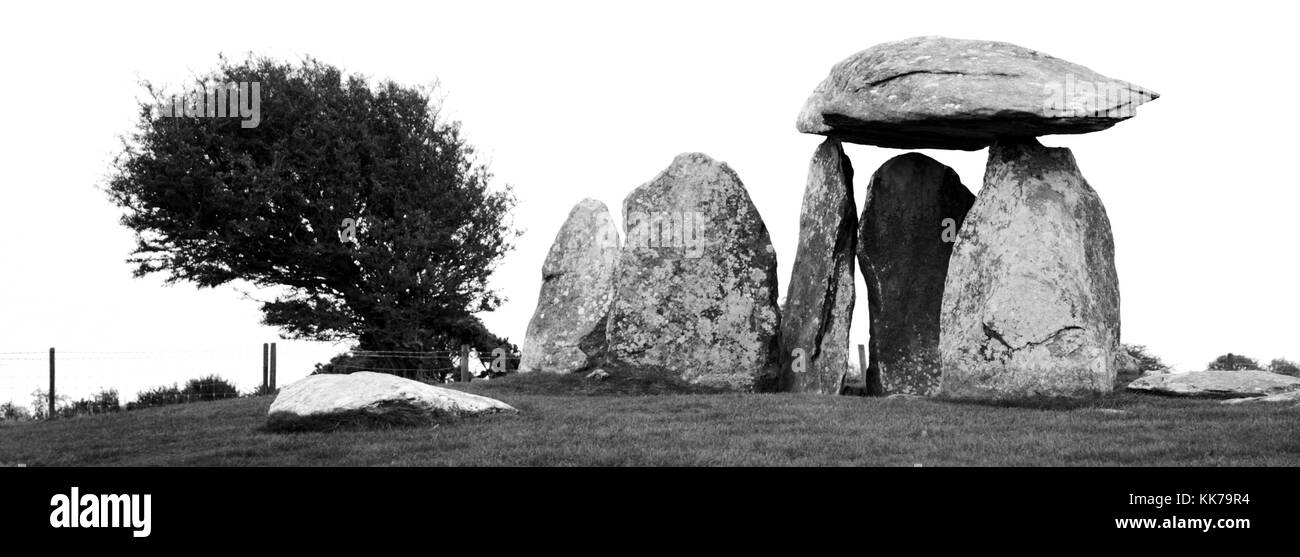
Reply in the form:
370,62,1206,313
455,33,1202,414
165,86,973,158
328,346,523,383
0,343,523,422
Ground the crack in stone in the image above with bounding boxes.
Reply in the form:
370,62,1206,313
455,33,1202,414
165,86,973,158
979,322,1084,361
865,70,1019,88
809,206,855,368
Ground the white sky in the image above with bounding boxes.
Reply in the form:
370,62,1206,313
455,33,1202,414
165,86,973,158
1,1,1296,404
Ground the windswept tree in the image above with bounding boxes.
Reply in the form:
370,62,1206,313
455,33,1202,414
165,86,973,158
107,56,518,368
1122,344,1171,374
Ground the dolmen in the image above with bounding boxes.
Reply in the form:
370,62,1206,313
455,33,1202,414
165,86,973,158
521,36,1158,399
791,36,1158,399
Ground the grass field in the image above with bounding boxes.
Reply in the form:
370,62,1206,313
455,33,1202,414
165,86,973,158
2,373,1298,466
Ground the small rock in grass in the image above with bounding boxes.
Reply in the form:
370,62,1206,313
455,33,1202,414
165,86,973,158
586,369,611,381
886,394,927,401
1082,408,1130,416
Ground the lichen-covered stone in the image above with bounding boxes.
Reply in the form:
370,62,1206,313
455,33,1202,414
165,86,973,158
607,153,781,391
780,139,857,394
797,36,1159,150
859,153,974,396
939,139,1119,398
1129,370,1300,399
520,199,620,373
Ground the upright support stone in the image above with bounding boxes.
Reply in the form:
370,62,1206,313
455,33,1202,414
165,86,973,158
858,153,975,396
780,139,856,394
520,199,620,373
940,138,1120,399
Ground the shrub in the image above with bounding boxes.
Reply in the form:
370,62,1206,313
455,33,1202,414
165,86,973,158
249,384,279,397
29,389,70,420
313,351,376,375
1114,344,1170,389
25,388,122,419
1268,358,1300,377
1,402,31,421
58,389,120,417
128,376,240,410
181,375,240,402
1206,353,1262,371
313,350,459,383
131,384,183,409
1124,344,1171,373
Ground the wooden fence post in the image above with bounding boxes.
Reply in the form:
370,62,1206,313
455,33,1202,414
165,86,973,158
262,343,270,391
48,347,55,420
460,344,471,383
857,344,867,383
269,342,277,390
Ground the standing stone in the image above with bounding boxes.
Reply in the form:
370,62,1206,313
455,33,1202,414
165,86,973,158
858,153,975,396
780,139,856,394
607,153,781,391
940,138,1119,399
520,199,620,373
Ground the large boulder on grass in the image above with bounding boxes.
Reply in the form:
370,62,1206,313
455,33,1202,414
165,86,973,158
797,36,1159,150
607,153,781,391
267,372,516,430
1128,370,1300,399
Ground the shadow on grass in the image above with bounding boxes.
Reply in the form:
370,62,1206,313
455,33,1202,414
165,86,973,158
939,393,1122,411
264,401,455,434
459,368,731,397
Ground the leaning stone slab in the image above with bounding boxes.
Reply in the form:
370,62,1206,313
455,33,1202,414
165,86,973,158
939,139,1119,399
859,153,974,396
780,139,856,394
520,199,620,373
797,36,1159,150
267,372,516,430
1127,370,1300,399
607,153,781,391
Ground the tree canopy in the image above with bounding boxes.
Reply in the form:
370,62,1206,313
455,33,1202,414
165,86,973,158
1122,344,1171,374
1267,358,1299,377
1206,353,1261,371
107,56,518,354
